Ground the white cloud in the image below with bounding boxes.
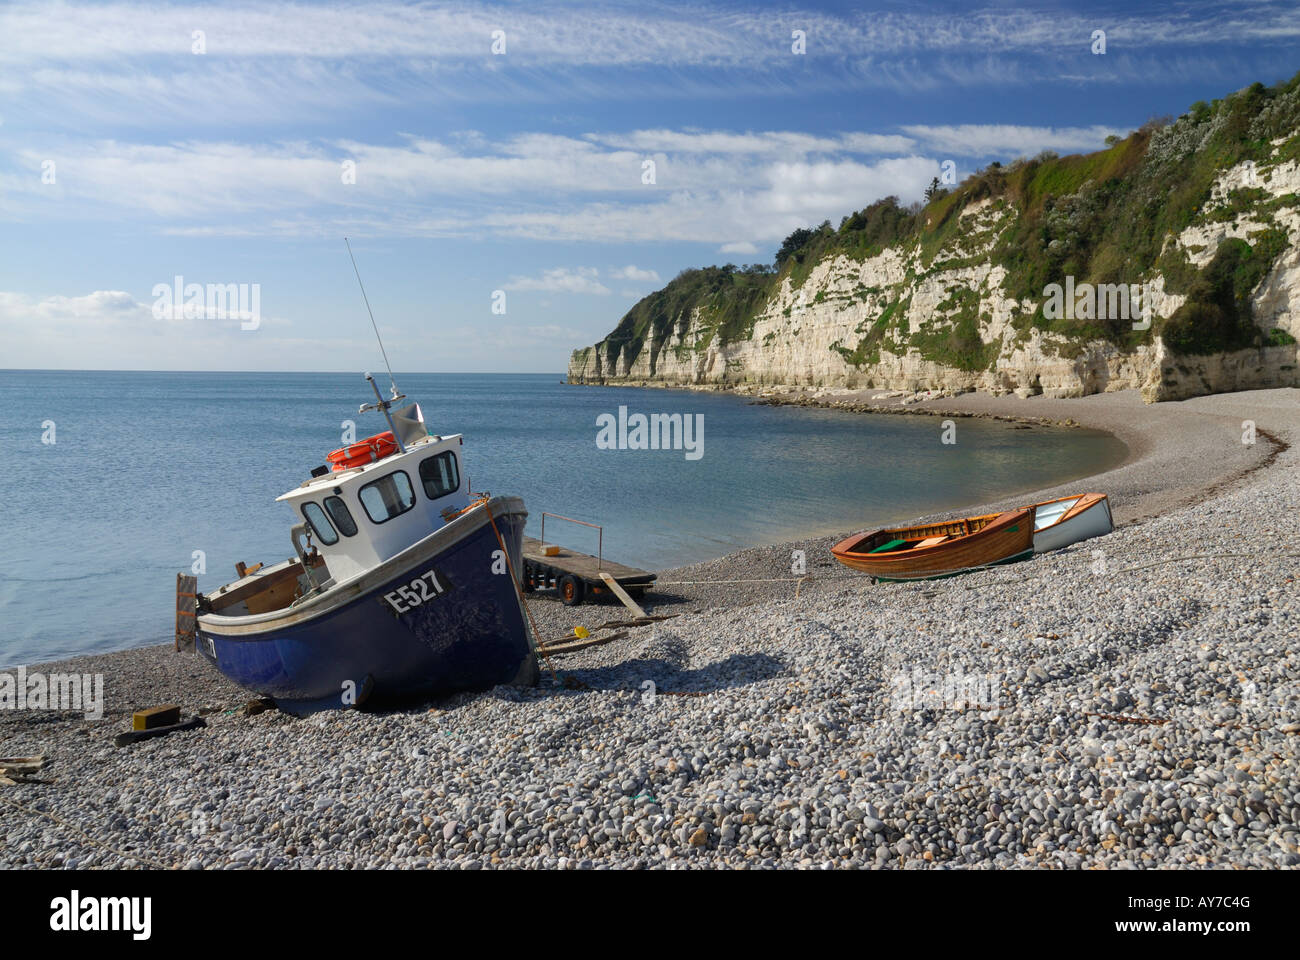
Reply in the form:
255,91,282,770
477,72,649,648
904,124,1125,159
0,290,157,345
10,289,146,324
590,130,916,156
0,289,300,369
609,265,660,283
836,133,921,154
0,131,945,244
504,267,610,295
2,2,1292,66
470,154,938,245
720,241,759,255
0,2,1290,127
0,136,649,219
525,324,586,341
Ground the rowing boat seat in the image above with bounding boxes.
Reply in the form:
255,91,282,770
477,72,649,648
916,536,949,548
868,538,907,554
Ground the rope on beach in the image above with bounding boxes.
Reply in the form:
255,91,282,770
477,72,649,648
970,550,1300,587
0,793,175,870
872,551,1300,584
655,574,862,596
1106,551,1300,576
656,577,814,584
656,551,1300,595
484,504,558,682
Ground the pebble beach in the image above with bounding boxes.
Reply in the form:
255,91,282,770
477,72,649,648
2,387,1298,870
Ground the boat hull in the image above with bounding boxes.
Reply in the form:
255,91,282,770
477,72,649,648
195,496,537,714
1029,493,1113,553
832,509,1035,581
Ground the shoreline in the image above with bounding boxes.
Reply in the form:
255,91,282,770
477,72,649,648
745,386,1287,526
572,382,1287,527
3,386,1298,869
6,386,1292,682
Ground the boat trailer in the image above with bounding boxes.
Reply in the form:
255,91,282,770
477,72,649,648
521,513,656,606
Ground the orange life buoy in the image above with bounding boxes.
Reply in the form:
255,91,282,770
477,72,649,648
326,431,398,471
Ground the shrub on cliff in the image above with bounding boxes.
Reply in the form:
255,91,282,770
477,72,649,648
1160,230,1291,355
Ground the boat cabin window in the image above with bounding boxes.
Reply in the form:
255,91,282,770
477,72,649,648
419,451,460,501
301,501,339,545
358,470,416,524
324,495,358,537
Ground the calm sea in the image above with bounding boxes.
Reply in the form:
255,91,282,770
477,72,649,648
0,371,1125,667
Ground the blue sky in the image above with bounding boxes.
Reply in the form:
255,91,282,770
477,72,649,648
1,0,1298,372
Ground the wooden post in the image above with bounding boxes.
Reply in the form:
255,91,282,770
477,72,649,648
176,573,198,651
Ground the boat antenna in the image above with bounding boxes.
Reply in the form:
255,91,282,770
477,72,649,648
345,237,400,400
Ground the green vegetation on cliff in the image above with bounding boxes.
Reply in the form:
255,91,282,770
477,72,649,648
593,263,776,371
578,72,1300,377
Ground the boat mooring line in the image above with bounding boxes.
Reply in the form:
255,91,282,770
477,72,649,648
1106,551,1300,576
484,504,558,682
656,575,852,591
656,577,814,584
656,550,1300,594
875,550,1300,586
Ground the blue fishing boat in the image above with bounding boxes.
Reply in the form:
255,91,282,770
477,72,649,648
194,375,538,714
192,243,538,714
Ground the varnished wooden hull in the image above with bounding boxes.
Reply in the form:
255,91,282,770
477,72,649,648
832,508,1035,581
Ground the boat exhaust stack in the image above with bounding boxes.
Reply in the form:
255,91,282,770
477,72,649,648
360,372,408,454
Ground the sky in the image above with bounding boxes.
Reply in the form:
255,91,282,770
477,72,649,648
1,0,1298,373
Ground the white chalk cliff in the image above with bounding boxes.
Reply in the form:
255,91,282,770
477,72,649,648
571,132,1299,403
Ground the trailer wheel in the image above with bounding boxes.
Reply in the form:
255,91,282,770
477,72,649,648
560,574,585,606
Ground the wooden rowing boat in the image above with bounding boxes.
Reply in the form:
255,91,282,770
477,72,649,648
1025,493,1112,553
831,508,1035,581
832,491,1113,581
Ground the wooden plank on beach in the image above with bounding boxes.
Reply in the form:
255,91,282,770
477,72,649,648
132,705,181,731
0,756,45,772
0,755,47,785
538,630,628,657
599,572,647,618
115,716,206,748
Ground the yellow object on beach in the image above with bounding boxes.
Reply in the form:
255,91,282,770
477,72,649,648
574,626,589,639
